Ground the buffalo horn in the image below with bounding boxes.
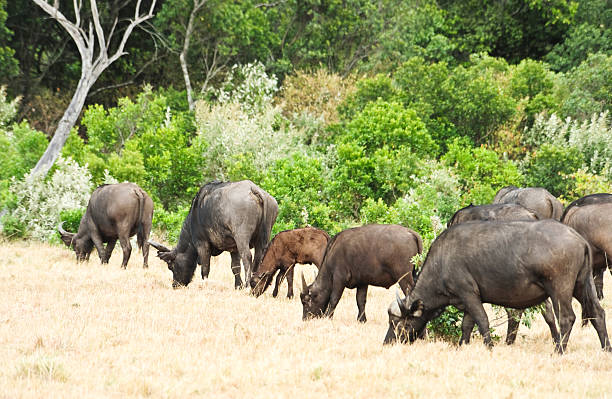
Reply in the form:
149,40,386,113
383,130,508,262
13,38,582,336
301,272,308,294
57,221,69,236
148,240,171,252
396,289,409,315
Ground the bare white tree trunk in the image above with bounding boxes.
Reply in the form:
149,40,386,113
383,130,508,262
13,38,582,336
180,0,207,111
30,0,157,177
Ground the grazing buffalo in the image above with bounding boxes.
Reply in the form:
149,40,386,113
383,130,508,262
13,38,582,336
493,186,563,220
447,203,539,227
250,227,330,299
447,202,540,344
149,180,278,289
58,182,154,268
561,193,612,221
383,220,611,354
562,201,612,300
300,224,422,322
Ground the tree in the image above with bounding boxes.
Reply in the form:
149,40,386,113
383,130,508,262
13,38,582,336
30,0,157,177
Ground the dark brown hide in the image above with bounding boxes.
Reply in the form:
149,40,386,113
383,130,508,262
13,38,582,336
447,202,541,345
562,202,612,300
250,227,330,298
301,224,422,322
561,193,612,222
58,182,154,268
150,180,278,289
384,220,611,354
448,203,539,227
493,186,563,220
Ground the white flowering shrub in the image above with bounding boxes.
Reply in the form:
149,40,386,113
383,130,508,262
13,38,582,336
207,62,278,114
0,85,20,128
524,111,612,179
195,101,307,180
4,157,92,241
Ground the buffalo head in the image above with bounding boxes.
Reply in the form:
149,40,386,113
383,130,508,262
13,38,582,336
58,222,94,262
299,272,330,320
148,240,196,288
249,272,274,297
383,290,426,345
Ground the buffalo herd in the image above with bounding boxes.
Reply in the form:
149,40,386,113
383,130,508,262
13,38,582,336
58,181,612,354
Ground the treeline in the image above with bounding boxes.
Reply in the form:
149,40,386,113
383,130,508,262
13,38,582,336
0,0,611,245
0,0,610,132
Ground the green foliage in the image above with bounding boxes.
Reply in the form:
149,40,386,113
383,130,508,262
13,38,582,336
0,121,48,181
59,208,84,233
427,306,464,342
558,53,612,120
522,143,584,198
0,0,18,82
152,206,190,243
442,139,523,205
260,153,338,234
330,100,436,216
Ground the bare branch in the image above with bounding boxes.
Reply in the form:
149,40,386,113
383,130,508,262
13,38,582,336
32,0,88,58
72,0,82,28
89,0,107,60
106,0,157,66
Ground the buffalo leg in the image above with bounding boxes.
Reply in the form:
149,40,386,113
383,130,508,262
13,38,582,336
90,230,106,264
196,243,211,280
593,267,605,300
324,277,346,319
272,269,285,298
356,285,368,322
542,300,560,344
286,265,295,299
103,239,117,264
235,240,253,288
573,276,612,352
459,313,475,345
548,296,576,354
141,223,152,269
118,235,132,269
461,297,493,348
230,251,243,289
505,308,524,345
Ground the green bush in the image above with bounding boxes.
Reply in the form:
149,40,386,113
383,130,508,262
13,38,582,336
442,139,523,205
152,206,190,243
58,208,85,233
523,143,584,198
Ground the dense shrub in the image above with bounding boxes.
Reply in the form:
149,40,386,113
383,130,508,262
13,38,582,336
442,139,523,205
2,158,92,241
522,144,584,198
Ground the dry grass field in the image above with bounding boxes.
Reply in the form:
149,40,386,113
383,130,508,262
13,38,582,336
2,240,612,398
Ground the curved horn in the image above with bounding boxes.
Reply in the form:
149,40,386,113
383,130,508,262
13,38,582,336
301,272,308,294
148,240,171,252
396,289,409,315
58,221,68,235
58,221,76,248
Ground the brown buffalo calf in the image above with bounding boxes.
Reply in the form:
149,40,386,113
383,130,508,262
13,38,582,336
250,227,330,298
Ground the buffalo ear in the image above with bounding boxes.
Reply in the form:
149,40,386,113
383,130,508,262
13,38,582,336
157,250,176,264
409,299,424,318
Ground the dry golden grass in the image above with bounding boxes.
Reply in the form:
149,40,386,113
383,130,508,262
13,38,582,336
2,240,612,398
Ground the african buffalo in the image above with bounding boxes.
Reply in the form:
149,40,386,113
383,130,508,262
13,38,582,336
447,202,541,344
447,203,539,227
493,186,563,220
384,220,611,354
300,224,422,322
149,180,278,289
562,201,612,300
250,227,330,299
58,182,154,268
561,193,612,221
